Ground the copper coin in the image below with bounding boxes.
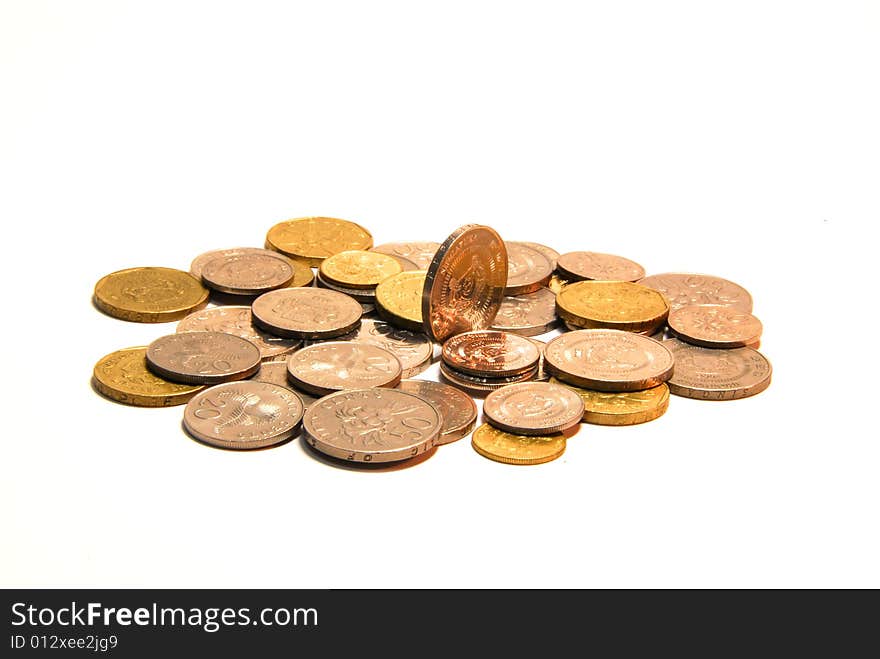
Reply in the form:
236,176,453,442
663,338,772,400
183,381,304,449
491,288,560,336
668,304,763,348
442,330,541,377
471,423,567,466
371,242,441,270
200,252,294,295
509,241,560,270
303,388,441,463
439,361,538,394
556,251,646,282
504,242,553,295
483,382,584,436
638,272,753,313
146,331,261,385
544,329,674,392
251,288,363,340
396,379,477,445
422,224,508,342
556,280,669,333
176,306,301,361
250,361,320,409
286,342,402,396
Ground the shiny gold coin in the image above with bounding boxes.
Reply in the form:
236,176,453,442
94,267,209,323
92,347,203,407
550,378,670,425
265,217,373,266
375,270,426,332
556,280,669,333
319,250,402,289
285,258,316,288
471,423,566,465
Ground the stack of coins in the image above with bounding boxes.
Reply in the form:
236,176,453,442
439,330,542,394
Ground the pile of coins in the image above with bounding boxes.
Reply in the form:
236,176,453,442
92,216,771,466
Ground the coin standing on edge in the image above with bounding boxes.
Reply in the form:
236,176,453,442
183,381,305,450
177,306,301,361
638,272,753,313
442,330,541,377
663,338,772,400
93,347,204,407
371,242,441,270
556,251,646,282
375,270,427,332
396,379,477,445
94,267,209,323
146,332,261,385
483,382,584,436
287,342,402,396
491,288,560,336
265,217,373,266
251,287,363,339
200,252,294,295
504,242,553,295
471,423,567,465
550,378,670,425
667,304,763,348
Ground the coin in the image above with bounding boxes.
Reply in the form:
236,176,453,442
251,288,363,339
303,388,441,462
375,270,426,332
396,379,477,444
668,304,763,348
638,272,753,313
145,332,261,384
190,247,292,280
92,347,204,406
509,241,560,270
422,224,508,342
491,288,559,336
550,378,670,425
319,250,403,289
471,423,566,465
183,381,304,449
371,242,441,270
556,251,646,282
483,382,584,435
315,319,432,378
663,338,772,400
94,267,209,323
442,330,541,377
315,271,377,302
439,361,538,394
287,342,402,395
200,252,294,295
250,361,320,409
548,273,571,294
177,306,301,361
556,280,669,333
504,242,553,295
265,217,373,266
544,329,674,391
528,337,550,381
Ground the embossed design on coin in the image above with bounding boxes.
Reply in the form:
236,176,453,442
471,423,567,465
550,378,670,425
396,380,477,444
371,242,441,270
375,270,426,332
319,250,403,289
422,225,508,342
266,217,373,266
638,273,753,313
483,382,584,435
663,338,771,400
508,242,560,270
491,288,559,336
94,267,209,323
145,332,261,384
200,252,294,295
251,288,363,339
668,304,763,348
544,329,674,391
556,280,668,333
177,306,301,361
190,247,292,280
303,388,441,462
504,242,553,295
287,342,402,396
183,381,304,449
442,331,540,377
92,347,203,407
318,319,432,378
556,251,646,282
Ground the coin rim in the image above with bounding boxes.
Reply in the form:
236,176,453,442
145,331,262,385
93,266,209,323
483,382,585,436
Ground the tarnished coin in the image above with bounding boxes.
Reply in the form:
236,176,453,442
491,288,560,336
265,217,373,266
287,342,402,396
471,423,566,466
422,225,508,342
509,241,560,270
556,251,646,283
92,347,204,407
303,388,441,463
638,273,753,313
94,267,209,323
668,304,763,348
442,330,540,377
183,381,304,450
200,252,294,295
319,250,403,289
550,378,670,425
663,338,772,400
544,329,674,392
396,379,477,445
375,270,426,332
483,382,584,435
439,362,538,394
504,242,553,295
177,306,301,361
250,361,319,409
371,242,441,270
146,332,261,385
316,319,432,378
556,280,669,333
251,288,363,339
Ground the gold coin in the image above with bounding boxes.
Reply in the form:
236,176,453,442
470,423,566,465
550,378,670,425
319,250,402,289
92,347,203,407
285,258,315,288
265,217,373,266
375,270,426,332
548,273,570,294
556,280,668,333
94,267,209,323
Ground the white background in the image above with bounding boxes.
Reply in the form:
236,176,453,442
1,1,877,588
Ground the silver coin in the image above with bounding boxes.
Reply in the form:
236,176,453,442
176,306,301,361
146,332,261,385
287,341,403,396
249,361,320,409
508,241,560,270
396,379,477,445
251,288,363,340
200,252,294,295
371,242,441,270
491,288,559,336
190,247,293,280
